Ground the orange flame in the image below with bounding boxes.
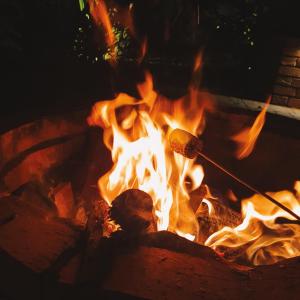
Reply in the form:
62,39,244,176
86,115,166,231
193,51,203,73
205,181,300,265
87,65,300,266
232,97,271,159
138,37,147,64
88,72,212,240
88,0,116,61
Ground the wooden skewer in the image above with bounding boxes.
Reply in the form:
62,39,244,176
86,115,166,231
275,217,300,225
197,152,300,222
169,128,300,222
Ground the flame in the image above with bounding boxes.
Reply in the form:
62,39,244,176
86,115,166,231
87,65,300,265
88,0,116,61
193,51,203,73
88,72,212,240
88,0,136,64
138,37,147,64
205,181,300,265
232,97,271,159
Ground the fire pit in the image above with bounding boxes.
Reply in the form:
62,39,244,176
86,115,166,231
1,1,300,300
0,74,300,299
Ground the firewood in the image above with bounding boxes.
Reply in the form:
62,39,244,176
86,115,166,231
12,181,57,217
73,128,110,236
110,189,156,234
0,134,85,193
101,245,245,300
69,229,300,300
51,182,75,219
139,231,219,260
0,192,84,299
97,234,300,300
189,184,242,243
77,190,157,286
74,206,88,228
189,184,216,212
0,196,81,273
196,198,242,244
58,252,84,285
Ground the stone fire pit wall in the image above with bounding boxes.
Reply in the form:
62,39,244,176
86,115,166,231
273,38,300,109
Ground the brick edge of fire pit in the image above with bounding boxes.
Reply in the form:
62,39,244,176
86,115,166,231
272,38,300,109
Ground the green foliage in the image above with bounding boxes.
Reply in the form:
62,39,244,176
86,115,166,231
79,0,86,12
74,1,132,63
103,26,131,61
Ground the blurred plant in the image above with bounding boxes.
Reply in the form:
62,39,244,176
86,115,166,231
74,0,132,63
79,0,85,11
103,25,130,61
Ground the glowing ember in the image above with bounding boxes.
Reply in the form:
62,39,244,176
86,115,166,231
88,72,211,240
232,96,271,159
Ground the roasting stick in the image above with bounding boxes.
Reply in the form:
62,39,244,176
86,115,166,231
169,128,300,222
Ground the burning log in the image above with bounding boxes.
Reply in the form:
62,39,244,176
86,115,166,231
196,197,242,244
189,185,242,243
110,189,156,235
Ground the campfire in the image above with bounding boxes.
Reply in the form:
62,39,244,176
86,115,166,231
82,0,300,268
87,68,300,266
1,1,300,300
87,71,209,240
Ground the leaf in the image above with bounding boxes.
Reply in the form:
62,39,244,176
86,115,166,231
79,0,85,11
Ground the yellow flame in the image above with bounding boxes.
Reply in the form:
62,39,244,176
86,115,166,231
88,72,211,239
88,66,300,266
205,181,300,265
232,96,271,159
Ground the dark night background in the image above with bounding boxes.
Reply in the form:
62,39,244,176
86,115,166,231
0,0,299,132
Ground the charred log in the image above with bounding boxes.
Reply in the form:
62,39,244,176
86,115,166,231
197,200,242,244
0,195,82,273
110,189,156,235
